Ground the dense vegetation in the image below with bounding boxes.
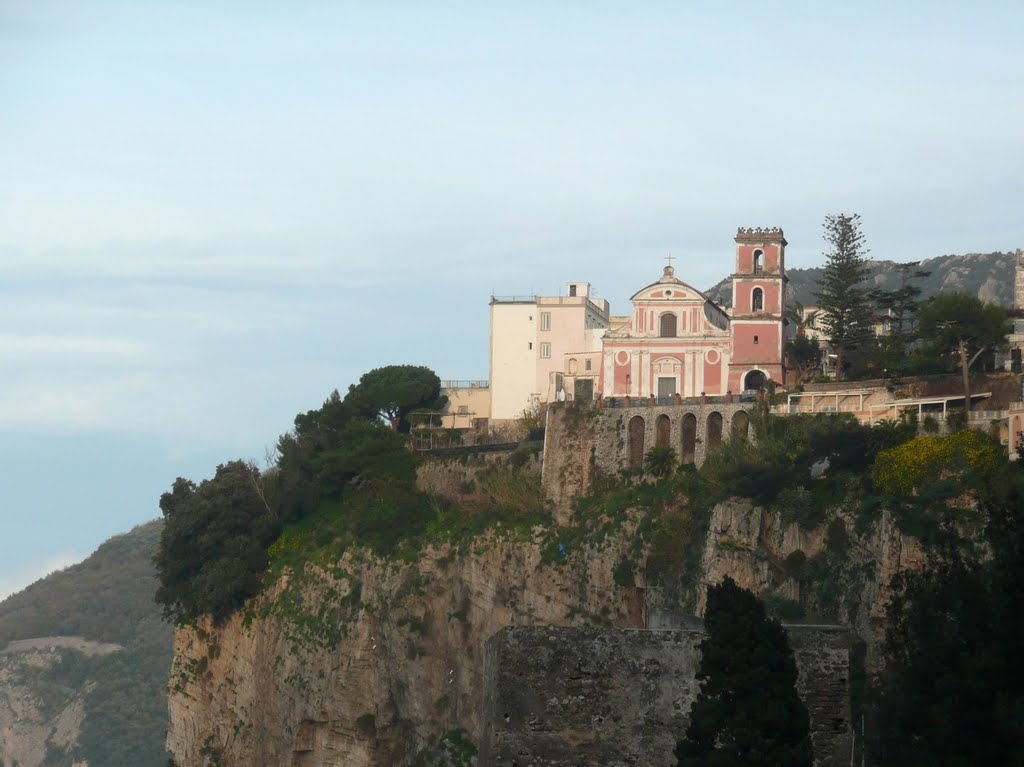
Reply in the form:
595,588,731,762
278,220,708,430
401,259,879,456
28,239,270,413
870,470,1024,766
155,365,542,625
676,577,812,767
0,521,172,767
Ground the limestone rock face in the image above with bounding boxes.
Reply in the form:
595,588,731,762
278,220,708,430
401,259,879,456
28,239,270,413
0,640,109,767
165,534,646,767
166,498,924,766
697,498,924,664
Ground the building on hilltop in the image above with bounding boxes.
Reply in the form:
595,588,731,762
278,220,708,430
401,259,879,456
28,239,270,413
488,282,611,421
466,228,789,422
602,228,788,399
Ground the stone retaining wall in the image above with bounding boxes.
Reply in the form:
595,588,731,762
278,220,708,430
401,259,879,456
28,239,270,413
481,625,851,767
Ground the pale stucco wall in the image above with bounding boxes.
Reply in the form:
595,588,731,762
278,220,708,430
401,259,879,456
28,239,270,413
490,301,538,421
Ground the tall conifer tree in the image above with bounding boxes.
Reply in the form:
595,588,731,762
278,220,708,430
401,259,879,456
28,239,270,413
815,213,872,380
676,577,813,767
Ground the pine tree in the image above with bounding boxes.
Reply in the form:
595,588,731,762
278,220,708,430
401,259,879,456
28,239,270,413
814,213,873,380
676,577,813,767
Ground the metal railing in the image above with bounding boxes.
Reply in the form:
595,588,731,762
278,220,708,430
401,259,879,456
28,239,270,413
441,379,490,389
491,295,537,303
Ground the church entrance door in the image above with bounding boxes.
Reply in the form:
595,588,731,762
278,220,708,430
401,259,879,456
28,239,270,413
574,378,594,402
657,377,677,404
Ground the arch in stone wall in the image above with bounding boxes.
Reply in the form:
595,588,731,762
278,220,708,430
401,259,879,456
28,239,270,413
681,413,697,465
655,414,671,448
628,415,646,470
732,410,749,440
706,411,723,452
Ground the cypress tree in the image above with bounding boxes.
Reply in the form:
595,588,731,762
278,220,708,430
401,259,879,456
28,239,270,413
676,577,813,767
814,213,873,380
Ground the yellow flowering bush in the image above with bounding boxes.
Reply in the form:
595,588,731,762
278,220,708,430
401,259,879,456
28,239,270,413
871,429,1001,496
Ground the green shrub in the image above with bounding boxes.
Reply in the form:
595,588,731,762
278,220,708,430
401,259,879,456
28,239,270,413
613,557,636,588
644,445,678,477
775,486,825,530
946,408,968,431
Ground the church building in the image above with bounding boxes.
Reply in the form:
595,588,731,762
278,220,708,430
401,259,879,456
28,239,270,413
478,227,789,421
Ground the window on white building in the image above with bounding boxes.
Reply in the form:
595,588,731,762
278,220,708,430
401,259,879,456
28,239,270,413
541,312,551,330
585,359,592,371
457,405,469,415
528,342,533,350
540,342,551,358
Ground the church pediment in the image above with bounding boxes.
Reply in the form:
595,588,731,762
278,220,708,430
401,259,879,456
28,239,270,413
629,265,723,311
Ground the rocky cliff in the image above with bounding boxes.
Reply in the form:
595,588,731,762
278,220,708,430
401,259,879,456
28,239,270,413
165,491,920,766
166,526,644,767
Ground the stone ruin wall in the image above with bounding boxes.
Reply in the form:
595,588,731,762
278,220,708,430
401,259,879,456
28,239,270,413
416,448,542,503
481,625,851,767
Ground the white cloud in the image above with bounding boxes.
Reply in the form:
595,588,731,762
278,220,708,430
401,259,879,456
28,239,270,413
0,333,147,362
0,551,85,604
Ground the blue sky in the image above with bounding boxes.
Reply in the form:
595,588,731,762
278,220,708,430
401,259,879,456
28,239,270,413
1,1,1022,598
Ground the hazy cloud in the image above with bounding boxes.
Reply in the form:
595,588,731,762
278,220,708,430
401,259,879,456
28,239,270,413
0,551,84,604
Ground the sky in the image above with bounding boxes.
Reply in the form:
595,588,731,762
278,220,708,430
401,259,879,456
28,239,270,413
1,1,1022,599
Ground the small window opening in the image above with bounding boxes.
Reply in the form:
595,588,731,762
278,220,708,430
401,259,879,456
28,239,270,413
659,313,678,338
754,335,759,345
752,287,764,312
569,284,577,297
585,359,592,371
753,249,764,273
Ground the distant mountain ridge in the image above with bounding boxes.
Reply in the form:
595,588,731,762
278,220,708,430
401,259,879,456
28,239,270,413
705,251,1016,308
0,520,171,767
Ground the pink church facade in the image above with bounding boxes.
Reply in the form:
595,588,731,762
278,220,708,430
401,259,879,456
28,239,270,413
599,228,788,399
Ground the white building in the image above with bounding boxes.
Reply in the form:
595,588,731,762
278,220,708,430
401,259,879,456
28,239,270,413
488,283,610,421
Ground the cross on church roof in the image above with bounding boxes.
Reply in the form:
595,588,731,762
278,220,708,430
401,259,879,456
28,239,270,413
665,253,675,267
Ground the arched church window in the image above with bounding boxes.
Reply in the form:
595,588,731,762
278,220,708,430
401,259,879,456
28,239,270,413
752,288,764,313
753,249,764,273
659,313,677,338
568,358,578,375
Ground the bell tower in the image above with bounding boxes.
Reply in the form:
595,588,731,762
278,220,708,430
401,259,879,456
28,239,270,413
728,227,787,392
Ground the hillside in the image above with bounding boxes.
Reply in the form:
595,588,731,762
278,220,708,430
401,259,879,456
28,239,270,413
705,251,1015,308
161,401,1020,766
0,520,172,767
